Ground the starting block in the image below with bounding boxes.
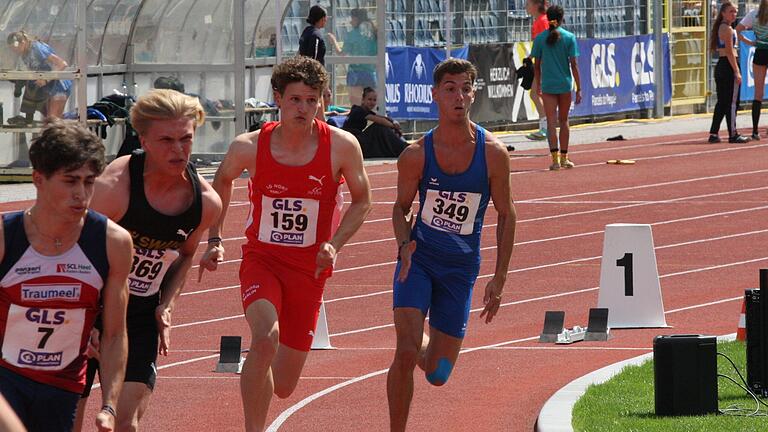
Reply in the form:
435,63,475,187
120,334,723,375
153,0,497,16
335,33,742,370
539,311,565,343
556,326,586,344
584,308,611,341
215,336,245,373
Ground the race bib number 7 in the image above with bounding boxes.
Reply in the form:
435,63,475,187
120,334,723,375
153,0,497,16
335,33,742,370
259,196,319,247
2,304,85,371
421,189,481,235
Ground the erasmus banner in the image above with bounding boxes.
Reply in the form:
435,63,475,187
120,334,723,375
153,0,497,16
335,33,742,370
469,43,517,123
575,33,671,116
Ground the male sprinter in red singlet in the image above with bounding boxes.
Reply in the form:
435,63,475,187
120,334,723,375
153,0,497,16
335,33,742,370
199,56,371,432
0,121,132,432
387,59,517,431
75,89,221,431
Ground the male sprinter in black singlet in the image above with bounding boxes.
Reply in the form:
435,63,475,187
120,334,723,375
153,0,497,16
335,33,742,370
75,89,221,431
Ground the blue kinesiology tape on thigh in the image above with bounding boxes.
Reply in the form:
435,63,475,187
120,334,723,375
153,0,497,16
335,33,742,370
425,357,454,385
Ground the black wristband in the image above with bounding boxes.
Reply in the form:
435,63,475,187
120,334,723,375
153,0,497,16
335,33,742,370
207,236,222,244
101,404,116,417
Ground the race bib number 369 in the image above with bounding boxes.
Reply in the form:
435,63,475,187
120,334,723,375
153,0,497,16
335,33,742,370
258,196,319,247
2,304,84,371
421,189,481,235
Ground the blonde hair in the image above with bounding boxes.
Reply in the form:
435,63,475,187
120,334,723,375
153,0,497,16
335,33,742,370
130,89,205,136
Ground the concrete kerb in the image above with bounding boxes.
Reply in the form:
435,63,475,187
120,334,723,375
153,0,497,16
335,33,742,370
535,333,738,432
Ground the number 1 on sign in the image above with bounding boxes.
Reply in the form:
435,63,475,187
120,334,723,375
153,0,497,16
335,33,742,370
616,253,634,296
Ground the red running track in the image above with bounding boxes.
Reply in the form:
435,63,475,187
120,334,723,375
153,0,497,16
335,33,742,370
16,131,765,431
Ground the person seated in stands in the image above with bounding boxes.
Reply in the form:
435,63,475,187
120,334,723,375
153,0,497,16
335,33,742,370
343,87,407,159
324,87,349,117
6,31,72,118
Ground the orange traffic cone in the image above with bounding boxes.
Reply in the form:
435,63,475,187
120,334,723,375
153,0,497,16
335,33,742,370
737,299,747,341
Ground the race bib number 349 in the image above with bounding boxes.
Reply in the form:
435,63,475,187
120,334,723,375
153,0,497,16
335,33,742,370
421,189,481,235
259,196,319,247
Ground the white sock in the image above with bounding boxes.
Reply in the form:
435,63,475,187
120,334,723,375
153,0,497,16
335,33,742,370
540,117,547,131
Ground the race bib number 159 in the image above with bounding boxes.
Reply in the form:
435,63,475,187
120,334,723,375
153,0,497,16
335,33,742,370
259,196,319,247
421,189,481,235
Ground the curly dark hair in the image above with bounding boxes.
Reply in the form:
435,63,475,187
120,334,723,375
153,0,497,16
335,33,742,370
29,120,106,178
270,56,329,95
433,58,477,86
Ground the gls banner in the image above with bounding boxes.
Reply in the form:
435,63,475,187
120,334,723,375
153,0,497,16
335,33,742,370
575,33,671,116
739,31,768,101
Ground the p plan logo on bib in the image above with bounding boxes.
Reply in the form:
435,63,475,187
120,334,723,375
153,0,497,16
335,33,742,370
430,216,462,234
18,349,63,367
270,231,304,245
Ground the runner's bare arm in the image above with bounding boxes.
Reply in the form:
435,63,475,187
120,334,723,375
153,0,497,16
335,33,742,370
97,221,132,430
392,142,423,245
156,179,222,355
480,135,516,323
392,141,423,282
327,130,372,252
90,156,131,220
0,393,24,432
199,133,257,277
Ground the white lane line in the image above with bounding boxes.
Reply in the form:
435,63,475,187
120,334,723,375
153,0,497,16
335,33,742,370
174,315,243,328
210,147,768,244
157,354,220,370
526,167,768,202
183,204,768,299
265,289,759,431
485,346,653,351
665,296,742,314
328,254,768,338
181,285,239,297
324,290,394,304
190,181,768,271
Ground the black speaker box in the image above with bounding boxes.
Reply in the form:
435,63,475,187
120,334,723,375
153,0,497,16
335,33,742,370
654,334,718,416
745,288,765,396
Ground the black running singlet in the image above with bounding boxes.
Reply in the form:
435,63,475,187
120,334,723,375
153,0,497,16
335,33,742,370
120,151,202,316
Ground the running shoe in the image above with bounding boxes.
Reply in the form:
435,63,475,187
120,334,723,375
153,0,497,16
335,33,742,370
707,134,721,143
752,132,761,141
526,131,546,141
728,134,750,143
549,161,561,171
560,156,575,169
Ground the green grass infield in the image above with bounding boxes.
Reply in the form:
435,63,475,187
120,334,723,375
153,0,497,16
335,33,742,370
572,340,768,432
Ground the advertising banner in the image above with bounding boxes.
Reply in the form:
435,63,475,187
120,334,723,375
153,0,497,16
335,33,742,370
384,33,671,120
469,43,517,123
739,31,768,101
576,33,671,116
384,46,446,119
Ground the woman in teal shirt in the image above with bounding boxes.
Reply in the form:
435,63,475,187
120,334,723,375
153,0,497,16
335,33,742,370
531,5,582,171
329,8,377,106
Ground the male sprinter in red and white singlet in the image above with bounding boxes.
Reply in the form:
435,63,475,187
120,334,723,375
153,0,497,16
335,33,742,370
0,121,132,432
199,56,371,432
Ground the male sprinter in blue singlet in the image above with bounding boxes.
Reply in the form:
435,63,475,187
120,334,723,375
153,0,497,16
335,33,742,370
386,58,517,431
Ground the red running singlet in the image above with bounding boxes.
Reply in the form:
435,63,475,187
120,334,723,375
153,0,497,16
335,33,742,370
243,120,342,277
